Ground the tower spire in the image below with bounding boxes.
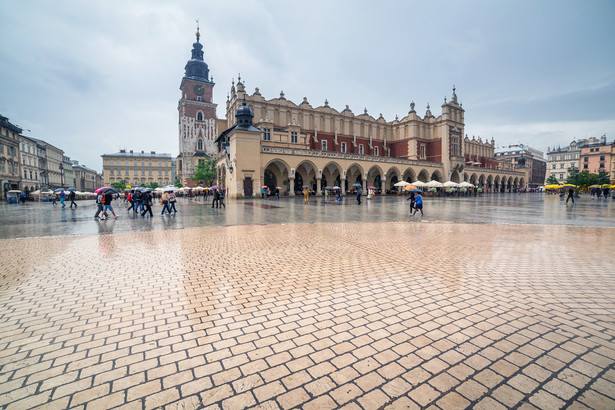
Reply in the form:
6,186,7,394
195,19,200,42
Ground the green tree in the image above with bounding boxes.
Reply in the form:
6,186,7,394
597,170,610,185
110,179,128,190
568,169,598,189
545,175,559,185
192,156,217,186
174,178,182,188
147,182,159,189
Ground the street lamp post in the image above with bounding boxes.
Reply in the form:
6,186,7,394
59,163,64,188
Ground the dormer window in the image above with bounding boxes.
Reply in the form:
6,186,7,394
263,128,271,141
291,131,298,143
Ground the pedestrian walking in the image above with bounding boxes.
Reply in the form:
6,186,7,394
275,187,280,200
407,192,415,214
95,192,104,219
141,191,153,217
324,189,329,202
103,192,118,219
336,189,341,202
52,194,58,205
219,189,226,208
356,187,362,205
412,193,423,216
59,191,66,207
169,191,177,213
126,192,134,211
303,187,309,204
261,187,266,199
161,191,171,215
212,189,220,208
565,188,575,204
69,190,77,208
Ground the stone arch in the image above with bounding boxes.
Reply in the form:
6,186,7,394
264,159,291,191
470,173,478,185
478,174,486,187
322,161,343,189
430,170,443,182
494,175,500,191
367,165,384,189
513,177,519,189
450,170,461,183
346,163,365,192
296,160,318,191
487,175,493,190
386,166,401,189
402,168,416,183
519,177,525,189
463,172,469,182
417,169,430,183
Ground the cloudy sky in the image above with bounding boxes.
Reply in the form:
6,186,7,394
1,0,614,172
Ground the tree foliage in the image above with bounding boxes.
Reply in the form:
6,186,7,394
566,169,609,188
192,156,217,186
110,179,128,190
545,175,559,185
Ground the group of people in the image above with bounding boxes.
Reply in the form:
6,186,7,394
406,192,424,216
52,190,78,208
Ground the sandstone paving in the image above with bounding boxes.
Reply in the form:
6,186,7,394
0,221,614,409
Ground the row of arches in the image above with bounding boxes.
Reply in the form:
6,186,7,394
259,159,525,195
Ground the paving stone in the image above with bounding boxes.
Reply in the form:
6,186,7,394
1,220,615,409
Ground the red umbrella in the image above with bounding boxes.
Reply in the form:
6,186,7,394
95,187,111,194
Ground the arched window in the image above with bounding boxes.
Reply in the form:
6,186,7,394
197,139,203,151
197,112,203,121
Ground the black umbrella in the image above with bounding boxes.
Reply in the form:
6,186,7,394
102,187,121,194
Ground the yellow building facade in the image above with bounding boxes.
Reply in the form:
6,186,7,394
102,150,173,187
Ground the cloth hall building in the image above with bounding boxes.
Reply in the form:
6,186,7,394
176,30,528,197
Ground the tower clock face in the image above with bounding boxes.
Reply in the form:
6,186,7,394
194,84,205,96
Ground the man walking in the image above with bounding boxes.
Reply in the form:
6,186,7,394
565,188,575,204
59,191,66,208
69,190,77,208
141,190,153,217
356,187,362,205
103,191,119,219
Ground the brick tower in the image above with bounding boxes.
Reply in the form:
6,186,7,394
177,24,217,187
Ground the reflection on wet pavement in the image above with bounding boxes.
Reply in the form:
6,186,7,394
1,194,614,239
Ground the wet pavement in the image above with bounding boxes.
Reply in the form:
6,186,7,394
1,193,614,239
1,193,614,409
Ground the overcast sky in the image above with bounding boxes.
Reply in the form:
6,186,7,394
1,0,614,172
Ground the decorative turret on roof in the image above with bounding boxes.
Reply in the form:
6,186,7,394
235,95,254,129
184,21,210,81
425,103,432,117
451,85,458,104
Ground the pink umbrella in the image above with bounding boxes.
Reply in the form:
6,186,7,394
95,187,111,193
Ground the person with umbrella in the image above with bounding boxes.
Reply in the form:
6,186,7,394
59,190,66,208
161,191,171,215
303,185,309,204
69,189,77,208
566,187,575,204
169,190,178,213
141,189,153,217
356,185,362,205
412,192,424,216
103,189,119,219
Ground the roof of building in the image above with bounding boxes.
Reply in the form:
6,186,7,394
0,115,23,134
102,150,172,158
72,164,97,173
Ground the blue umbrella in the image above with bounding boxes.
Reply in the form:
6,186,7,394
302,185,310,189
53,188,65,193
67,188,76,191
352,183,362,187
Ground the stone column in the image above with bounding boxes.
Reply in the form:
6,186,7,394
316,177,322,196
381,177,387,196
340,177,346,196
362,178,367,195
289,177,295,196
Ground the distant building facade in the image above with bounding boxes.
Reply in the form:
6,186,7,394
546,136,608,184
176,27,218,187
1,115,22,198
18,135,41,193
72,162,97,192
495,144,546,188
101,149,173,187
580,140,612,175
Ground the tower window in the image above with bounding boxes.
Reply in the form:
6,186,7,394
359,145,364,155
291,131,298,143
341,142,346,153
197,112,203,121
374,146,379,156
198,139,203,150
321,140,327,151
420,144,426,159
263,128,271,141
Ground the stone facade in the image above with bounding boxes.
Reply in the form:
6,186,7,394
216,81,527,198
546,136,608,184
0,115,22,198
102,149,173,187
495,144,547,188
176,28,218,187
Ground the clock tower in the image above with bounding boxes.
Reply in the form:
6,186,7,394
177,24,217,187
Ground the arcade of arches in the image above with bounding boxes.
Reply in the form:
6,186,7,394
221,151,526,197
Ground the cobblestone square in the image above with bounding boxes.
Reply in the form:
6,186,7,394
1,197,614,409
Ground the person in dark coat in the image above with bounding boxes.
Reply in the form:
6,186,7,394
141,191,153,217
69,190,77,208
212,189,220,208
356,187,362,205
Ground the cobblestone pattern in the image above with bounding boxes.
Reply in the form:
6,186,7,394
1,222,614,409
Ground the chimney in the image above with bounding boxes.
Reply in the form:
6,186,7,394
141,150,144,154
130,150,133,153
151,151,156,154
